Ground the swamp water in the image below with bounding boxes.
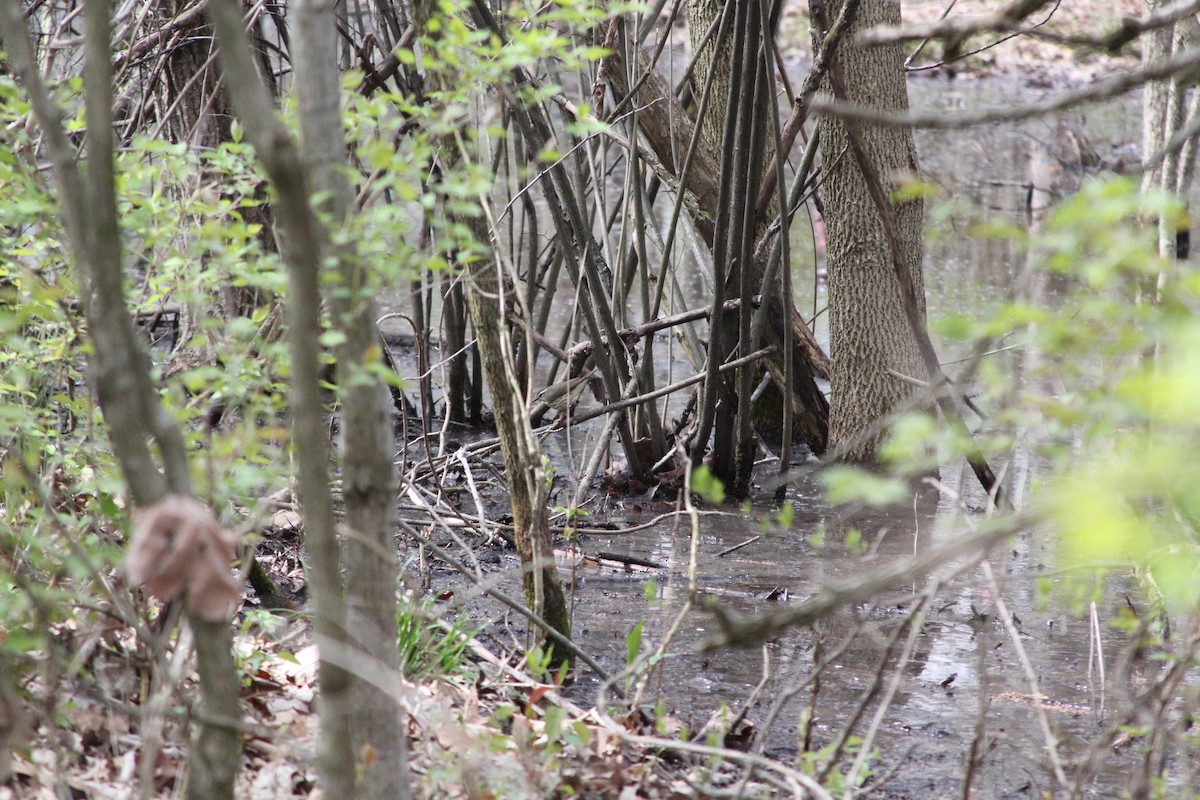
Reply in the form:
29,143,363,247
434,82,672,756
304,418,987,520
562,500,1142,799
407,78,1180,796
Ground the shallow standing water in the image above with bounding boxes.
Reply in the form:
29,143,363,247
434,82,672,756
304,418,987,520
587,79,1148,794
411,73,1167,796
555,495,1146,798
550,77,1147,795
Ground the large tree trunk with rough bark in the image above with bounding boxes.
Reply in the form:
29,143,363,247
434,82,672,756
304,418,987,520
817,0,927,462
1141,4,1200,264
152,0,233,147
687,0,777,213
687,0,734,157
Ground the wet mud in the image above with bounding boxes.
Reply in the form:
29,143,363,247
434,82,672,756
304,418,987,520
387,76,1170,797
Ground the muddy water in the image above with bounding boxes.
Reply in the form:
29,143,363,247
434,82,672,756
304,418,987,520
408,74,1162,794
548,79,1151,795
562,496,1147,798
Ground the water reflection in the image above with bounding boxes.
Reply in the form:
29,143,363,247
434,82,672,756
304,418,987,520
407,70,1158,794
567,496,1139,796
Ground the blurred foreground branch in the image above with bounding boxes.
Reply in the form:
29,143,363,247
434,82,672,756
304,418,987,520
702,509,1037,650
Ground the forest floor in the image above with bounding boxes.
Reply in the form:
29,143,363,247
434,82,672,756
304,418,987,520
6,5,1154,800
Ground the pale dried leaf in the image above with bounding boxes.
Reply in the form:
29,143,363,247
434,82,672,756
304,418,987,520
125,495,242,622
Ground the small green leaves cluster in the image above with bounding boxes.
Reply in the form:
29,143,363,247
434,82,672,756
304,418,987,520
346,0,624,269
844,176,1200,611
1,69,115,664
397,600,480,680
689,464,726,503
797,736,878,794
0,64,299,681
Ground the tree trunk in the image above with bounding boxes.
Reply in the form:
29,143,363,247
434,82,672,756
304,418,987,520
1141,4,1175,202
1141,6,1200,265
685,0,772,496
606,18,831,456
816,0,927,462
207,1,366,797
291,1,409,797
152,0,233,148
688,0,777,217
687,0,734,157
461,218,572,661
411,0,572,663
149,0,273,321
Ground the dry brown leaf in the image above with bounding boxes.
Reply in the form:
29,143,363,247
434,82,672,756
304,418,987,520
125,495,242,622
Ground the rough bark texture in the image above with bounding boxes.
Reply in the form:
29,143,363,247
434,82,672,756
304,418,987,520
688,0,778,217
150,0,273,321
1141,3,1175,199
687,0,734,156
817,0,927,462
291,1,409,796
153,0,233,147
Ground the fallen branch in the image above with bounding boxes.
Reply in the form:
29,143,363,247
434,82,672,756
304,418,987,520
716,535,761,558
701,510,1036,650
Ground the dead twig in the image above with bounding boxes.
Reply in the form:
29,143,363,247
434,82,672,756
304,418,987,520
716,535,761,558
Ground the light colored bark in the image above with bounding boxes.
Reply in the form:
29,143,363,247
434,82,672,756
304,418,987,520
291,0,409,796
687,0,734,157
688,0,778,216
817,0,927,462
1142,3,1175,201
1140,5,1200,267
206,0,358,796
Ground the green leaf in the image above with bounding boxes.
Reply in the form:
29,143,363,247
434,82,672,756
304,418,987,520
689,464,725,504
820,466,909,507
625,621,643,669
318,329,348,348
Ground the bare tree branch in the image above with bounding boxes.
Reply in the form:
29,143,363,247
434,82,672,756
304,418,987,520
812,43,1200,129
702,510,1036,650
860,0,1200,54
